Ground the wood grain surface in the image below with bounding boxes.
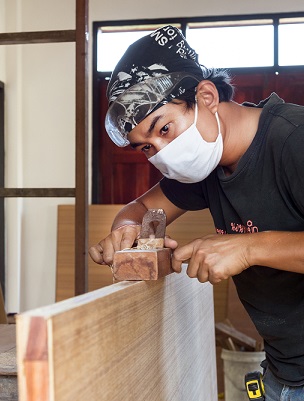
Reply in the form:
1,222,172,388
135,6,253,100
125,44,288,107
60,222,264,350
17,271,217,401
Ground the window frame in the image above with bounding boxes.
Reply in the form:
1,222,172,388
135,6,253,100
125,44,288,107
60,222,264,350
92,12,304,202
93,12,304,75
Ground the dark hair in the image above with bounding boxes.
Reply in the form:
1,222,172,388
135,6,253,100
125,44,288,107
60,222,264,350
173,67,234,109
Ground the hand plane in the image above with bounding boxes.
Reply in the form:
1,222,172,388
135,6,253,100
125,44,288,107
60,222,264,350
112,209,173,281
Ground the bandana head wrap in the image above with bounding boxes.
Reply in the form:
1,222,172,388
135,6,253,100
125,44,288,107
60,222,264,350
105,25,203,146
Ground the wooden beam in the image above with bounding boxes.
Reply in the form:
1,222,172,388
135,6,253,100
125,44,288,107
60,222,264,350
0,188,75,197
17,271,217,401
75,0,89,296
0,30,76,45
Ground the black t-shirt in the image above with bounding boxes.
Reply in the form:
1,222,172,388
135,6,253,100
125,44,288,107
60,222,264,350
160,93,304,385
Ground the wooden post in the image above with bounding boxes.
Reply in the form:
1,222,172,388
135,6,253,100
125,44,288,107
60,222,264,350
75,0,89,295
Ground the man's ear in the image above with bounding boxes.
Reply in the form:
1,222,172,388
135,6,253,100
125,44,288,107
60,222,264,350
196,80,219,114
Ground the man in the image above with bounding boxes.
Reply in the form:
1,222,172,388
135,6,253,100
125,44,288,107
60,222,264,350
89,25,304,400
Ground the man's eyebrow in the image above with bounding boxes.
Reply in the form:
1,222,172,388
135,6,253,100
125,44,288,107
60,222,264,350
129,114,164,149
147,114,163,135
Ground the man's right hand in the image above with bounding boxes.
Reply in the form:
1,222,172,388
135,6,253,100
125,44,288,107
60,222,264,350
88,183,185,267
88,224,141,266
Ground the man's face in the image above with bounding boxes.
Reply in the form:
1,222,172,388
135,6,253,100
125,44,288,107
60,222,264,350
127,101,195,158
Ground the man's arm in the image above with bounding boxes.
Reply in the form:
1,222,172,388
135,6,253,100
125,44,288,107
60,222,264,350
172,231,304,284
89,183,185,265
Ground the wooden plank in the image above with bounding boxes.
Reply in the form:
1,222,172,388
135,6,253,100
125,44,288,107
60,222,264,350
0,30,76,45
0,188,75,198
56,205,118,302
74,0,89,296
17,271,217,401
56,205,229,322
215,322,256,351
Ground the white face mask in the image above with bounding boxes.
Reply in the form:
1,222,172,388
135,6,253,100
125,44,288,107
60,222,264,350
148,103,223,183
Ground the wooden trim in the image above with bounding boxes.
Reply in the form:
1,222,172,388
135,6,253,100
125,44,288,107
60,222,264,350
75,0,89,295
91,24,101,204
0,188,75,197
0,30,76,45
17,272,217,400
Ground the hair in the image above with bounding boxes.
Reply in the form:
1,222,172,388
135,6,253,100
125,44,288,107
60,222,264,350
173,67,234,109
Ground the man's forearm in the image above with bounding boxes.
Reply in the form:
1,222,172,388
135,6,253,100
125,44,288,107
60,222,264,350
111,200,148,231
248,231,304,273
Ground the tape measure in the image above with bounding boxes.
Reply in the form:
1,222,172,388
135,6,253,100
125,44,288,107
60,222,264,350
245,371,265,400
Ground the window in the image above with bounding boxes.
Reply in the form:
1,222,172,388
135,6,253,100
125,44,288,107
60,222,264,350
97,24,180,72
186,21,274,68
278,18,304,66
95,14,304,73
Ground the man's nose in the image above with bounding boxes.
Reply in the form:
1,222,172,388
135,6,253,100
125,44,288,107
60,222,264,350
152,137,170,154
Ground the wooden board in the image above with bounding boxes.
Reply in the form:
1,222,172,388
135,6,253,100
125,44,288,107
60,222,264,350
17,270,217,401
56,205,229,322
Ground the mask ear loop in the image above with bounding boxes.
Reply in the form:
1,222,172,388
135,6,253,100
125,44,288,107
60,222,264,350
215,112,221,134
194,97,199,126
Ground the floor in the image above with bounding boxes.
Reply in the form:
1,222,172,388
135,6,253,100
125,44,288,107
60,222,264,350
0,324,18,401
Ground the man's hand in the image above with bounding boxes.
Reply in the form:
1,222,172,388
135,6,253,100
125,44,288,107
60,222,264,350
89,224,141,266
172,234,251,284
89,225,179,267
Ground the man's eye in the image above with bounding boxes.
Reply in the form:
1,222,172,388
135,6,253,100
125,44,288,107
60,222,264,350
160,124,169,136
141,144,152,153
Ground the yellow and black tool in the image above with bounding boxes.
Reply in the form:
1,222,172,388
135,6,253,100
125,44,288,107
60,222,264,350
245,371,265,400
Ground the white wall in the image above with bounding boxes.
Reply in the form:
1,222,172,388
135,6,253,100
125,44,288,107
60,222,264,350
3,0,75,312
90,0,304,20
2,0,304,312
0,1,5,79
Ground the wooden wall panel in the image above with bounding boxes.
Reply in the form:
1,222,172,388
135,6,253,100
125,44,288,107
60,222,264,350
56,205,229,322
17,272,217,401
233,71,304,106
